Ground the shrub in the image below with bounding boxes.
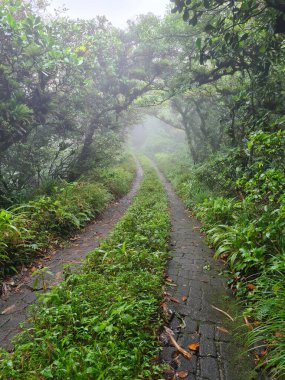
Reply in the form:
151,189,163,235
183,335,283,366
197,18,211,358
93,167,134,198
87,154,137,198
0,157,136,282
246,256,285,378
0,209,31,278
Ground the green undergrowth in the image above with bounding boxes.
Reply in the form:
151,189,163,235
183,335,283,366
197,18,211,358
0,161,170,379
0,155,136,282
88,158,136,198
155,138,285,378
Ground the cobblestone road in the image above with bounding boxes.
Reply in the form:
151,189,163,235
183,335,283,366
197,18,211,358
157,169,255,380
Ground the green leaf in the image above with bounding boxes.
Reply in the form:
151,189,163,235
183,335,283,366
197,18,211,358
259,46,266,54
196,37,202,50
6,14,16,28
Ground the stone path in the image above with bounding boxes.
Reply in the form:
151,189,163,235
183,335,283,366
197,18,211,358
157,169,255,380
0,164,143,350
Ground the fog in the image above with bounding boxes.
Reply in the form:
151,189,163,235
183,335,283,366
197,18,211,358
49,0,170,27
129,116,190,159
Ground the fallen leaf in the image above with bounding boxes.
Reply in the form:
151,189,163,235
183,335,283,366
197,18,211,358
70,236,79,241
171,351,180,359
177,370,188,378
172,351,181,365
170,297,180,304
164,368,176,380
254,353,260,362
1,283,9,298
1,304,16,315
182,296,187,302
31,267,37,273
188,342,200,351
161,302,169,316
44,256,51,260
246,283,256,290
216,326,229,334
54,271,62,281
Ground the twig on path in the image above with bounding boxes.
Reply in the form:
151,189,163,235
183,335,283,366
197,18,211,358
211,305,234,321
164,326,192,359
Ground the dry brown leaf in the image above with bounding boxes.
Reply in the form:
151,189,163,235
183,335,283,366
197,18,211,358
54,272,62,281
1,282,9,298
31,267,37,273
216,326,229,334
1,304,16,315
171,351,180,359
182,296,187,302
164,368,176,380
172,351,181,365
161,302,169,316
177,370,188,379
170,297,180,304
70,236,79,241
188,342,200,351
246,283,256,290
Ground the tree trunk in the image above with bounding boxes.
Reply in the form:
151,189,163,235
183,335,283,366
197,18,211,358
69,122,97,180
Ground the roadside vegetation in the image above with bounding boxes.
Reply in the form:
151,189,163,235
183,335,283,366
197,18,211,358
0,155,136,283
155,150,284,378
0,162,170,379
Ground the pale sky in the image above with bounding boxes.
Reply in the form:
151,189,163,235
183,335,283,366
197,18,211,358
49,0,170,27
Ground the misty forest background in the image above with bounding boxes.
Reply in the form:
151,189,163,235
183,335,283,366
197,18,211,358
0,0,284,377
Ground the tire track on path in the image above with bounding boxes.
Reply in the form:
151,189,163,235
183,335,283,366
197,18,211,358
155,166,255,380
0,163,143,350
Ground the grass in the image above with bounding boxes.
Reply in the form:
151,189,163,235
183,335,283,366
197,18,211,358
0,161,170,379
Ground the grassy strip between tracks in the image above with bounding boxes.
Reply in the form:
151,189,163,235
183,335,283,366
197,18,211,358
0,161,170,380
